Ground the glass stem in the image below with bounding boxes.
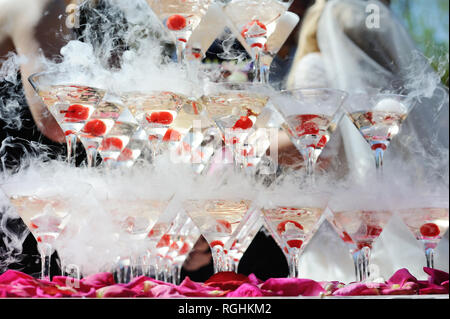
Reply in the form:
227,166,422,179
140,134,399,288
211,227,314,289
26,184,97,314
211,245,228,273
374,147,384,173
352,250,361,282
260,61,270,84
252,47,263,83
359,246,371,281
425,247,435,268
65,133,78,165
86,147,98,168
303,146,317,185
288,248,301,278
176,37,187,65
39,243,52,280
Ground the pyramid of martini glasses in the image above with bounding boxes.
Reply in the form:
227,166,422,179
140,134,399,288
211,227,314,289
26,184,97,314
1,0,448,285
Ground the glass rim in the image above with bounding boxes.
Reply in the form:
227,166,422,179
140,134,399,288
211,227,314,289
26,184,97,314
279,87,349,98
28,71,106,94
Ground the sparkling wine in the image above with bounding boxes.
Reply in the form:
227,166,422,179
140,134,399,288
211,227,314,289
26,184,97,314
148,0,210,36
184,199,251,247
282,114,335,160
349,111,407,148
333,210,392,249
9,196,70,244
263,206,324,252
223,0,289,40
398,208,449,249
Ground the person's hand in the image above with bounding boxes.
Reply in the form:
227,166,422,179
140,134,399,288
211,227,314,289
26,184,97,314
1,0,70,143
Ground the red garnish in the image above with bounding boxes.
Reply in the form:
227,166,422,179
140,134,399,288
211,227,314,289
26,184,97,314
170,242,180,250
357,241,372,250
179,242,190,255
166,14,187,31
100,137,123,151
365,112,375,125
371,143,387,151
83,119,107,136
148,135,159,141
241,19,267,38
117,148,133,161
156,234,171,248
367,225,383,237
251,43,263,49
163,129,182,142
216,219,232,233
420,223,440,237
210,240,224,247
146,111,174,125
232,116,253,130
65,130,76,136
37,236,42,243
30,223,39,229
277,220,304,234
287,239,303,249
341,231,354,244
317,136,328,148
62,104,90,122
296,121,319,136
192,101,199,115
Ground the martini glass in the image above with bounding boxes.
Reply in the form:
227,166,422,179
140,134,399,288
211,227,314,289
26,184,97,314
29,72,106,164
170,111,223,174
121,91,187,163
147,0,212,64
116,128,149,168
184,198,254,273
201,82,272,170
227,207,264,272
1,179,91,280
325,210,361,281
99,192,173,282
344,93,415,173
271,88,347,183
259,11,299,83
330,190,393,282
97,109,140,167
261,191,329,278
156,210,201,283
397,194,449,269
79,99,125,167
219,0,293,83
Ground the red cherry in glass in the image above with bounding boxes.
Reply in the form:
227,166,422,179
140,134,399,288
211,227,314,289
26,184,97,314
420,223,440,237
101,137,123,151
287,240,303,249
210,240,225,247
233,116,253,130
146,111,174,125
64,104,90,121
156,234,171,248
117,148,133,161
241,19,267,38
83,119,107,136
166,14,187,31
163,129,181,142
277,220,304,234
366,225,383,237
179,242,190,255
215,219,232,233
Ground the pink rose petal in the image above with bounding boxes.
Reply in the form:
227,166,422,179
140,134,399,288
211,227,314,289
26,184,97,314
261,278,325,297
226,283,264,297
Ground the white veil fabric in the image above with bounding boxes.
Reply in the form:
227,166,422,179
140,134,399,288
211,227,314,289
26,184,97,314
293,0,449,282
